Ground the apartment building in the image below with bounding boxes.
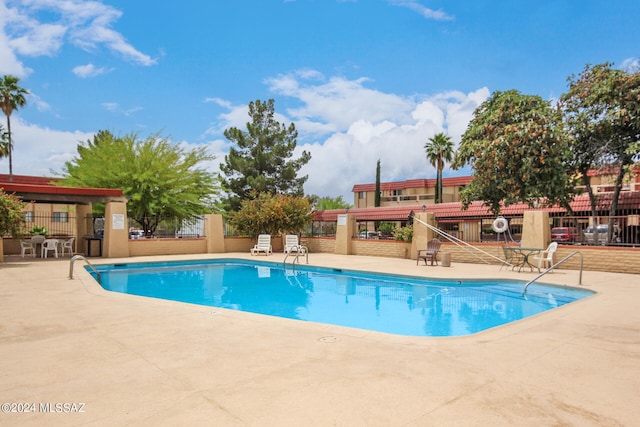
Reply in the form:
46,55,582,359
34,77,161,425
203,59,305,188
352,176,474,208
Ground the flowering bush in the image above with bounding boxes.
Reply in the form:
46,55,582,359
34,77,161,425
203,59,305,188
230,192,313,238
0,189,26,237
393,226,413,242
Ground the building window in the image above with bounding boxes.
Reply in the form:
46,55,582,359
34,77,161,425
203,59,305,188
358,191,366,199
53,212,69,223
24,211,33,222
392,189,402,196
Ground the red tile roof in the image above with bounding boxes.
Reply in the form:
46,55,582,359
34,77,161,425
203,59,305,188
587,165,640,177
313,192,640,222
0,174,123,198
352,176,473,193
0,174,60,185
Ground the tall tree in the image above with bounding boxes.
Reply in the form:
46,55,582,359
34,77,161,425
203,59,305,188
375,159,381,207
60,130,220,236
0,124,8,158
425,133,454,204
313,195,351,210
221,99,311,211
0,75,29,183
560,63,640,242
453,90,574,215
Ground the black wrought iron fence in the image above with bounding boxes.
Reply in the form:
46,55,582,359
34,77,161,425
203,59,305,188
21,212,77,238
308,214,640,248
550,215,640,246
85,216,206,239
127,216,206,239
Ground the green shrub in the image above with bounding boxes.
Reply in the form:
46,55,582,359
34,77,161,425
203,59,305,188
29,225,47,236
377,221,396,235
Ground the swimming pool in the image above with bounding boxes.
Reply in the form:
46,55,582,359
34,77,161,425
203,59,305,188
89,259,594,337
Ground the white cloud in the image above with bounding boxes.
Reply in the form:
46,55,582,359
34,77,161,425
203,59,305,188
204,97,233,109
27,92,51,112
5,66,488,204
72,63,111,78
387,0,454,21
0,117,93,176
202,102,252,137
0,0,156,77
621,57,639,73
209,72,489,201
266,71,414,136
101,102,119,112
8,22,67,56
101,102,142,117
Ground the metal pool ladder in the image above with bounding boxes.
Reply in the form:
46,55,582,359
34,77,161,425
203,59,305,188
522,251,583,296
283,246,308,266
69,255,101,284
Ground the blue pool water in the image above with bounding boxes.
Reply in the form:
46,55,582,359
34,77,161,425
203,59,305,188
89,259,594,337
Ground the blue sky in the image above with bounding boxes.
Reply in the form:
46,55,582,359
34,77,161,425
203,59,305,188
1,0,639,202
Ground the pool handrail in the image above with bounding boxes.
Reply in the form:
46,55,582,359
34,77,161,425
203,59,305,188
69,254,101,284
522,250,583,296
283,245,308,265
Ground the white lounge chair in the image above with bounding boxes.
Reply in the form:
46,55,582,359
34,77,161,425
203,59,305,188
532,242,558,272
250,234,273,256
284,234,306,255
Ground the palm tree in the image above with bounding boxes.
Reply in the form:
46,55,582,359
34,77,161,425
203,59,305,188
0,75,29,183
0,124,8,158
424,133,454,204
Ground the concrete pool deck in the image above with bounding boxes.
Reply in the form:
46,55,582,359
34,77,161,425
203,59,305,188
1,253,639,426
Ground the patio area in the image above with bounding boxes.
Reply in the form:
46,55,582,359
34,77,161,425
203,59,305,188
1,253,639,426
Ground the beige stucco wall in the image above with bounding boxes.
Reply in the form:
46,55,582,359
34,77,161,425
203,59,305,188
206,214,225,253
128,238,207,257
76,204,93,239
521,211,551,249
103,201,130,258
410,212,437,260
335,214,355,255
223,237,254,253
351,239,411,259
432,242,640,274
304,237,336,254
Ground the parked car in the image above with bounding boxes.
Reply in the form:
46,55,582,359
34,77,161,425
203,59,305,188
129,229,144,239
583,224,621,245
550,227,579,244
358,231,379,239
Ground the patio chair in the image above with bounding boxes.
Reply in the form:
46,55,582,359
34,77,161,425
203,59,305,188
417,238,442,266
532,242,558,272
61,237,75,257
284,234,306,255
41,239,59,258
250,234,273,256
500,246,525,271
20,239,36,258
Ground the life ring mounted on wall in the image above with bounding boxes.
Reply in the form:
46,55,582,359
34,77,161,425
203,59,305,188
492,216,509,233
